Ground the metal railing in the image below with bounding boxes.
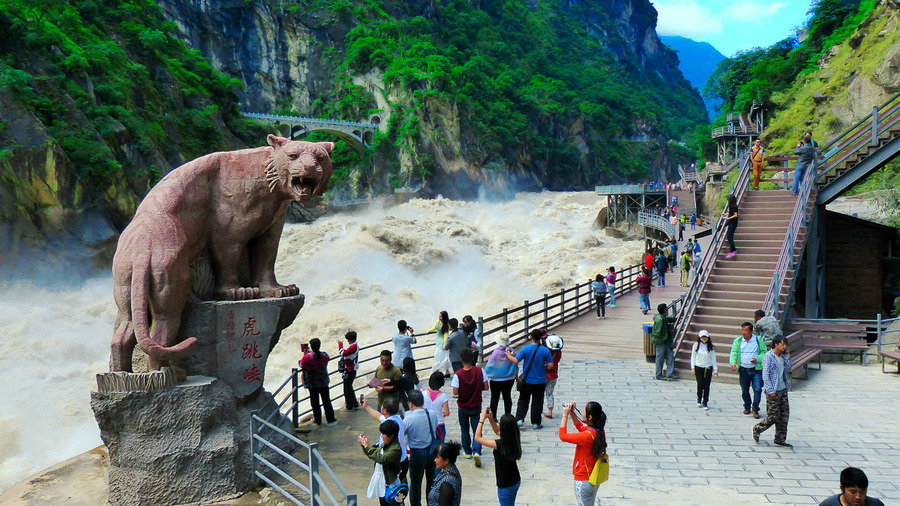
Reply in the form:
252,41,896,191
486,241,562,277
251,412,357,506
671,152,752,357
637,210,677,238
816,92,900,181
241,111,377,130
763,155,817,322
711,124,759,137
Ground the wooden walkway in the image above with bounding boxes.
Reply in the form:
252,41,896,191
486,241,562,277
552,227,710,360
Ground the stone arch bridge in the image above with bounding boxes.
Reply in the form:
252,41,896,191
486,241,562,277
241,112,380,152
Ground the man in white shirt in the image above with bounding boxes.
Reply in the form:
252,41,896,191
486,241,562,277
729,322,766,419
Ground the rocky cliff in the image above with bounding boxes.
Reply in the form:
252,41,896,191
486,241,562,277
0,0,706,277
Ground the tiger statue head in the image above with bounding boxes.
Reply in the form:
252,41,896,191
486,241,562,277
264,134,335,202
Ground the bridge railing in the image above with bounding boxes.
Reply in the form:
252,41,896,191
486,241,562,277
711,125,759,138
671,151,752,357
637,210,677,238
815,91,900,180
241,111,377,130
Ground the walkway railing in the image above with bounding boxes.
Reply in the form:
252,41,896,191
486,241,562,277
637,210,677,238
671,153,753,356
763,154,816,322
266,261,670,428
787,314,896,363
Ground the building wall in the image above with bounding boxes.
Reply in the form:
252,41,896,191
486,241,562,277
824,213,885,318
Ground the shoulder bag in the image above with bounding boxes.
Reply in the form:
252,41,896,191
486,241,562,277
588,429,610,486
515,346,536,392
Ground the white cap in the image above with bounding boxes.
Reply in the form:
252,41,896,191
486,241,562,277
497,332,510,347
698,330,710,338
546,334,564,350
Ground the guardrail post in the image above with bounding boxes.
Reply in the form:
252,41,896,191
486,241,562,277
559,288,566,323
250,411,259,479
291,368,299,428
477,316,485,362
523,301,530,335
309,442,320,504
872,105,879,145
347,493,358,506
876,312,883,355
502,309,508,333
543,295,549,328
575,284,580,314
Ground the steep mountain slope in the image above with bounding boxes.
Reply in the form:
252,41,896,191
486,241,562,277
0,0,707,276
660,35,725,119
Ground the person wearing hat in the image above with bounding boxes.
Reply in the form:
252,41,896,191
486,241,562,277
543,334,565,419
690,330,718,410
484,332,518,417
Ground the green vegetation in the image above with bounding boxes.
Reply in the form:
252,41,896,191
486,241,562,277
0,0,263,206
288,0,707,186
706,0,877,115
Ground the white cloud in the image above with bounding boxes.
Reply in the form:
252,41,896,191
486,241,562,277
653,0,724,39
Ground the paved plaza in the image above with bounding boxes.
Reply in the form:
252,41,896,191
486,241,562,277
312,357,899,505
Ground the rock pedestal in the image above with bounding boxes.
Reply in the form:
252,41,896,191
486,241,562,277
92,296,303,505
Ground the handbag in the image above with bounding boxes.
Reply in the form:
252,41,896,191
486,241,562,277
589,453,610,486
366,462,386,499
516,346,537,392
587,429,609,486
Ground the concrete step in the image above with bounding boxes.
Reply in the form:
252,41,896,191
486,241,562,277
712,253,780,263
696,297,764,311
700,289,767,304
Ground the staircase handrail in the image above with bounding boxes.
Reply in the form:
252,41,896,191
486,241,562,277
816,92,900,180
671,151,752,356
762,156,817,322
818,91,900,154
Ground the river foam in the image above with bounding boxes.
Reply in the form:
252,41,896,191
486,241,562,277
0,191,642,493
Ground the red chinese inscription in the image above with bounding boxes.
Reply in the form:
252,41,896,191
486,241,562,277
242,341,263,360
242,317,261,338
243,364,262,383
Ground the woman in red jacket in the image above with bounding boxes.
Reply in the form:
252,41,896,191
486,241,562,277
559,401,607,506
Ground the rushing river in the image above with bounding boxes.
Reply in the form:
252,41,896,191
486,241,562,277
0,191,643,492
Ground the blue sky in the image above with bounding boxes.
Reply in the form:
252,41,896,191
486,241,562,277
652,0,813,57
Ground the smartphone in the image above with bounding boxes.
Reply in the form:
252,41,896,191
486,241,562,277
359,394,365,404
301,343,309,353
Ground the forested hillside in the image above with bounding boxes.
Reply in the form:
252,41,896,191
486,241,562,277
0,0,706,276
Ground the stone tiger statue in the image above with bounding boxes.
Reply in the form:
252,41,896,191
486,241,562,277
110,135,334,372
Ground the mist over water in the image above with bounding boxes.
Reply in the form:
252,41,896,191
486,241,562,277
0,191,642,493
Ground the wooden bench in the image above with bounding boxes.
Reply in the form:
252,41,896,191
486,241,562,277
784,331,822,387
803,336,870,366
879,342,900,373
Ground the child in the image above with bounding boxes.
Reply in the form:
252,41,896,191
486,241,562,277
690,330,718,409
543,334,564,419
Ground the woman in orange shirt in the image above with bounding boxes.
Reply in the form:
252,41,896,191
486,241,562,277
558,401,607,506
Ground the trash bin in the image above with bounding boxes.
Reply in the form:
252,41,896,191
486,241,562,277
642,323,655,363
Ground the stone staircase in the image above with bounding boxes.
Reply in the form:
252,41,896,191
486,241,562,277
674,190,807,381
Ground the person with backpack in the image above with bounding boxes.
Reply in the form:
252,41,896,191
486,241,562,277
508,329,553,430
680,250,693,287
590,273,607,318
559,401,608,506
299,338,337,425
655,252,668,287
651,303,677,380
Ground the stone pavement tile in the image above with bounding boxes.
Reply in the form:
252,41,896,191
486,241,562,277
766,493,814,504
295,358,899,505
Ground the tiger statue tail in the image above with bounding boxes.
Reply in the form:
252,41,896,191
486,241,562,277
131,264,198,363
